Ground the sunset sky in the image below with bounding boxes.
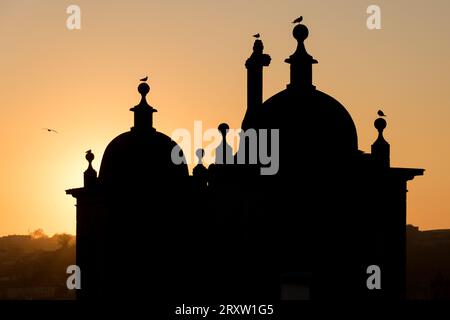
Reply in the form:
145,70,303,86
0,0,449,235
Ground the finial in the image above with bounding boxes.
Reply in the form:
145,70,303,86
253,33,260,39
215,123,232,165
196,148,205,164
138,82,150,100
372,115,390,168
375,110,387,135
293,23,309,42
84,149,97,188
218,123,229,137
285,16,317,89
85,149,94,165
193,148,208,188
374,117,387,136
130,77,157,131
291,16,308,42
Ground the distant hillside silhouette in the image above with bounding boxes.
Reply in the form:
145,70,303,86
407,225,450,299
0,230,75,300
0,226,448,300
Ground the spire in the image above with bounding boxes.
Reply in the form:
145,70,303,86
130,78,157,132
371,116,390,168
84,150,97,188
285,17,318,90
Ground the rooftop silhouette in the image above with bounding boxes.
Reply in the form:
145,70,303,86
66,17,424,303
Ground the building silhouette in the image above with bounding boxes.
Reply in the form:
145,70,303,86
66,19,424,301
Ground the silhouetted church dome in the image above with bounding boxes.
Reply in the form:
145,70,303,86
248,21,358,157
99,130,188,187
98,82,188,189
261,88,358,155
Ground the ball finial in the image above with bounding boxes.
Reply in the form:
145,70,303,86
85,149,94,164
218,123,229,136
138,82,150,97
293,23,309,42
374,117,387,133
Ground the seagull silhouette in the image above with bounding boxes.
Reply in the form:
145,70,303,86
253,33,260,38
42,128,58,133
140,76,148,82
377,110,386,117
292,16,303,24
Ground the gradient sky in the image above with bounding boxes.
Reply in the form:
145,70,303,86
0,0,449,235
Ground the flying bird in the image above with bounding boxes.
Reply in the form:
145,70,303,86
140,76,148,82
377,110,386,117
292,16,303,24
253,33,260,38
42,128,58,133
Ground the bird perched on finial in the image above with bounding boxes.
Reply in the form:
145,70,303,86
140,76,148,82
42,128,58,133
86,149,92,154
292,16,303,24
253,33,260,38
377,110,386,117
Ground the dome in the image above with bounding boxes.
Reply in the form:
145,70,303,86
98,80,188,190
99,129,188,189
260,88,358,156
249,19,358,162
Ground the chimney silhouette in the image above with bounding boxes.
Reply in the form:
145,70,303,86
245,39,271,114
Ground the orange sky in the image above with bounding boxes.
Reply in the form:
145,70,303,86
0,0,449,235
